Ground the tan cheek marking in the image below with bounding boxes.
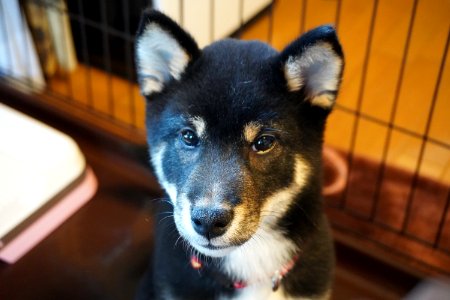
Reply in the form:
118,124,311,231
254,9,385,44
222,170,260,244
259,155,310,226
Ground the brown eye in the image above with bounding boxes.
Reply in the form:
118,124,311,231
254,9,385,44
180,129,199,147
252,135,276,154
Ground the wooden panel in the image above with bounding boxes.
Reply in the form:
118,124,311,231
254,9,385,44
429,43,450,143
336,0,376,110
324,109,355,151
374,132,421,230
405,144,450,242
360,0,415,122
345,119,387,216
327,207,450,276
270,0,303,50
393,0,450,134
303,0,338,31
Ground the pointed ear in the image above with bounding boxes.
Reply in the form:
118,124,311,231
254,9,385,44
280,25,344,109
135,9,201,97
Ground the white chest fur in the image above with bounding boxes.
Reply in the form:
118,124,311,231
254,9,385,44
224,286,330,300
227,284,286,300
222,285,330,300
219,228,332,300
222,227,297,286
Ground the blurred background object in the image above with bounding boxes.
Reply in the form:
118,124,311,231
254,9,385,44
0,0,45,90
0,103,96,264
404,278,450,300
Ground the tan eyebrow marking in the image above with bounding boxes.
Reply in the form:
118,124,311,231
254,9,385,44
243,121,263,143
190,116,206,137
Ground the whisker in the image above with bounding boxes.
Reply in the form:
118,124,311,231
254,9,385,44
157,211,174,216
174,235,183,249
150,197,174,207
158,214,174,225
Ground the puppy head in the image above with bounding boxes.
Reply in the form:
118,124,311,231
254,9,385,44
135,10,343,257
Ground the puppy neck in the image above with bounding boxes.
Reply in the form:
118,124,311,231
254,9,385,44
221,226,298,285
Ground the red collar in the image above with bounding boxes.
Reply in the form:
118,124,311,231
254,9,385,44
190,254,299,291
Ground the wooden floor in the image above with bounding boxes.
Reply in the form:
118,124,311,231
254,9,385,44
44,0,450,185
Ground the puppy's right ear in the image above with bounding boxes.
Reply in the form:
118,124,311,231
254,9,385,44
135,9,200,97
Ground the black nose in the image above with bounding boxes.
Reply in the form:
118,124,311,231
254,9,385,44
191,208,233,239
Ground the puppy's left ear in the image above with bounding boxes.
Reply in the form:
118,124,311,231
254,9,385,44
280,25,344,109
135,9,201,97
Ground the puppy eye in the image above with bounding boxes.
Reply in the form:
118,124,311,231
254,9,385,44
180,129,199,147
252,135,276,154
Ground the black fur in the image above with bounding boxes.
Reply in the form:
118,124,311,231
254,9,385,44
135,9,343,300
279,24,343,63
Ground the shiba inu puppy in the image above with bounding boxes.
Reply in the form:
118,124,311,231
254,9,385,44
135,9,344,300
